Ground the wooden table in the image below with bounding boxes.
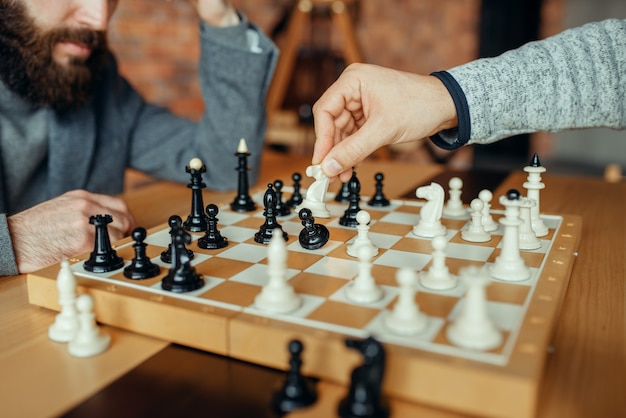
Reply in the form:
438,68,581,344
1,151,623,417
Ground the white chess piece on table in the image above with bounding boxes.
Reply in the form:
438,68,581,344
418,236,457,290
461,198,492,243
347,210,378,258
297,164,330,218
68,294,111,358
523,154,549,237
478,189,498,232
49,261,79,342
412,182,446,238
446,266,502,351
442,177,467,218
255,232,302,313
345,245,383,304
518,197,542,250
384,268,428,336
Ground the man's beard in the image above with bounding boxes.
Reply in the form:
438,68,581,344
0,0,108,113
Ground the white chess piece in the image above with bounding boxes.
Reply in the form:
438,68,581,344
418,236,457,290
384,268,428,336
461,198,492,243
68,294,111,358
478,189,498,232
446,266,502,351
48,261,80,342
255,232,302,313
347,210,379,258
412,182,446,238
298,164,330,218
345,245,384,304
518,197,542,250
523,154,549,237
442,177,467,218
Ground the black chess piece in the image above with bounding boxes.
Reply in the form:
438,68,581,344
274,179,291,217
507,188,521,200
183,159,208,232
123,227,161,279
338,337,389,418
298,208,329,250
84,214,124,273
161,215,194,263
339,171,362,227
161,227,204,293
530,152,541,167
367,173,390,207
254,184,288,244
230,140,256,212
197,204,228,249
272,339,317,414
285,172,304,208
334,181,350,202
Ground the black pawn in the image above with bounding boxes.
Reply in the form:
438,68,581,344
298,208,330,250
123,227,161,279
367,173,390,207
161,215,194,264
161,227,204,293
506,188,521,200
84,214,124,273
197,204,228,249
285,172,304,208
272,339,317,414
183,160,208,232
230,142,256,212
334,181,350,202
254,184,288,244
339,171,362,227
274,179,291,217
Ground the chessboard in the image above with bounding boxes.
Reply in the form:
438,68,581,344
27,189,581,418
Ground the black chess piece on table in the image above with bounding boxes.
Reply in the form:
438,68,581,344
285,172,303,208
274,179,291,217
338,337,389,418
183,158,208,232
197,204,228,250
124,227,161,279
368,173,390,207
335,181,350,202
272,339,317,415
230,140,256,212
255,184,288,244
298,208,329,250
339,171,362,227
84,214,124,273
161,227,204,293
161,215,194,263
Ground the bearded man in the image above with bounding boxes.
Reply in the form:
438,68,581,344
0,0,277,275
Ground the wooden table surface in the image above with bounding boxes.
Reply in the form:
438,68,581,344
1,151,623,417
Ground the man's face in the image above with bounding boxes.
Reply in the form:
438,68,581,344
0,0,119,112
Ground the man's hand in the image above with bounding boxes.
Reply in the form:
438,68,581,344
187,0,239,27
7,190,135,273
312,63,459,182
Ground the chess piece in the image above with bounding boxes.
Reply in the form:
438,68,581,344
418,236,457,290
298,164,330,218
254,232,301,313
255,184,289,245
489,189,531,282
162,226,204,293
183,157,208,232
84,214,124,273
334,181,350,202
346,210,378,258
230,138,256,212
285,172,304,208
442,176,467,218
478,189,499,232
272,340,317,414
461,198,492,243
339,171,362,227
446,266,502,351
338,337,389,418
68,294,111,358
124,227,161,279
161,215,194,263
345,245,383,304
298,208,330,250
368,172,390,207
523,153,549,237
197,204,229,249
518,197,542,250
384,268,428,336
274,179,291,217
412,182,446,238
48,261,79,342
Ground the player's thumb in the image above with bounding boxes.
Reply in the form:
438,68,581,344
320,129,376,178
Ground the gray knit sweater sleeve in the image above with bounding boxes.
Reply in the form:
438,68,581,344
437,18,626,147
0,215,18,276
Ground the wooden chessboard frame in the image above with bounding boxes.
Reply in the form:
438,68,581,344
27,204,581,418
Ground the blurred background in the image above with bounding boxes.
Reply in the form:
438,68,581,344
109,0,626,179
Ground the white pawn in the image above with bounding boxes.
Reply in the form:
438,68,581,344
518,197,542,250
347,210,378,258
48,261,79,342
68,294,111,358
442,177,467,218
345,245,383,304
478,189,498,232
255,232,301,313
418,236,457,290
384,268,428,336
461,198,491,243
446,266,502,351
